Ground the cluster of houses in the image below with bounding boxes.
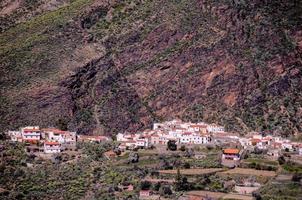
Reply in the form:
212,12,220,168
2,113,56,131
6,126,111,154
116,119,302,168
116,119,302,154
116,119,224,150
6,120,302,159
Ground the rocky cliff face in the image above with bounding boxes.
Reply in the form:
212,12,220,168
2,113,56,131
0,0,302,136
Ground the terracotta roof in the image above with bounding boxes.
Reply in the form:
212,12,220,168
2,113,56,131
23,129,40,132
42,128,68,134
190,124,207,128
252,139,261,143
272,142,282,147
45,141,60,145
223,149,240,154
23,138,39,141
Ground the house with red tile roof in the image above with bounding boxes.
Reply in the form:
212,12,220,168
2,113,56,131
222,148,240,167
43,128,77,144
21,126,41,143
44,141,61,154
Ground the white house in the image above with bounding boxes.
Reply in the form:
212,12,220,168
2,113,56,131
180,132,193,144
153,123,163,130
267,149,280,159
252,134,263,140
239,138,250,149
21,126,41,143
168,130,183,138
7,131,22,142
124,141,136,149
44,141,61,154
117,133,126,141
207,124,225,133
150,134,160,145
188,124,207,133
281,142,293,151
135,139,146,148
43,128,77,144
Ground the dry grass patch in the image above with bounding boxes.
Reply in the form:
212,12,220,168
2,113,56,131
158,168,225,175
187,190,225,199
219,168,276,177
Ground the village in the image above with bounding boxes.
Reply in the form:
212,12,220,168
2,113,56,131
115,119,302,169
3,119,302,199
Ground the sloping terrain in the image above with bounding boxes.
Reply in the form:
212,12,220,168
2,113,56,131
0,0,302,136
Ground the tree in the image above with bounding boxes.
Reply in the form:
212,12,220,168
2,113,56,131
140,181,151,190
185,148,194,158
183,162,190,169
278,156,286,165
159,159,172,169
174,168,191,191
114,148,121,156
0,133,5,140
128,152,139,163
52,154,62,164
153,182,161,191
252,191,262,200
167,140,177,151
254,147,263,154
180,145,186,151
159,185,172,197
292,173,302,182
55,118,68,131
175,168,182,191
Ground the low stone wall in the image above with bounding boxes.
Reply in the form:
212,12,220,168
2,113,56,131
234,185,260,194
221,159,239,168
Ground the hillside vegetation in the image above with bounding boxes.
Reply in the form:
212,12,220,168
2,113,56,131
0,0,302,136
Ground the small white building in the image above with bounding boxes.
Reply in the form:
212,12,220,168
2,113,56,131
188,124,207,133
267,149,280,159
180,132,193,144
207,124,225,133
135,139,146,148
153,123,163,130
21,126,41,143
150,134,160,145
117,133,126,141
239,138,250,149
7,131,22,142
43,128,77,144
44,141,61,154
281,142,293,151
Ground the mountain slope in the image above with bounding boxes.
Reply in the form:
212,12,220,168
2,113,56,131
0,0,302,136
